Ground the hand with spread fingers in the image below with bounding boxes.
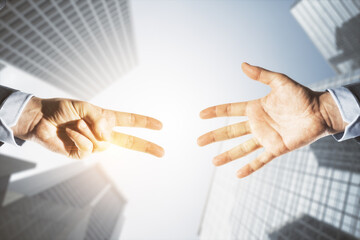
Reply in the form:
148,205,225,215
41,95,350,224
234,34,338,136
12,97,164,159
198,62,347,179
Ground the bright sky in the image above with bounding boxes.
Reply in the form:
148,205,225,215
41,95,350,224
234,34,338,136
0,1,334,240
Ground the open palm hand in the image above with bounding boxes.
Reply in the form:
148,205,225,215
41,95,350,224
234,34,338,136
198,63,345,178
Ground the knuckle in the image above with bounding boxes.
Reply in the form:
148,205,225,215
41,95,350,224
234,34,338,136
225,151,233,162
144,142,151,153
73,100,91,117
250,159,263,171
248,165,255,174
226,104,232,116
126,136,135,149
209,131,216,142
215,106,220,117
240,142,250,153
258,153,269,164
144,117,149,128
226,125,235,138
81,101,91,109
259,155,270,165
59,99,70,109
129,114,136,126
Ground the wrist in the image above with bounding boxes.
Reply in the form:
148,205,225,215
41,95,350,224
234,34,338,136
319,91,348,135
11,96,43,140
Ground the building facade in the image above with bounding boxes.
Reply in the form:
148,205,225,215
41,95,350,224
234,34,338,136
0,0,137,99
0,155,126,240
291,0,360,74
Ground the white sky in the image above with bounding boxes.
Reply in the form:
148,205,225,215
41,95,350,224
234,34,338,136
0,1,334,240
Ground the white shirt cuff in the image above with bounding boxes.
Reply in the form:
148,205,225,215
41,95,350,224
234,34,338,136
327,87,360,141
0,91,33,146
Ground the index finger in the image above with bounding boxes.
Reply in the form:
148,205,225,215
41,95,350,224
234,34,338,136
108,110,163,130
200,102,250,119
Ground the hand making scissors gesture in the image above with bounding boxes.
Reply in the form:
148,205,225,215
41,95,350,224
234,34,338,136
198,63,346,178
13,97,164,159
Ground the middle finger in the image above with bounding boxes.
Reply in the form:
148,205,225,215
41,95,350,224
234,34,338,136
197,121,251,146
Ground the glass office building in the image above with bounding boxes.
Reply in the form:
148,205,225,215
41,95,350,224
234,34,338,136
0,154,126,240
0,0,137,99
199,1,360,239
291,0,360,74
0,2,133,238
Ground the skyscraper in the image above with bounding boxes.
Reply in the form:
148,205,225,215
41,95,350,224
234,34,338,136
198,1,360,239
0,0,137,99
0,154,126,240
291,0,360,74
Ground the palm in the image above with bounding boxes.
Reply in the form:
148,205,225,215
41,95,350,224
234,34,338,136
198,63,329,178
247,79,326,157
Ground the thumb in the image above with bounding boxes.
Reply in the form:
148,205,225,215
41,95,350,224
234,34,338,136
241,62,286,89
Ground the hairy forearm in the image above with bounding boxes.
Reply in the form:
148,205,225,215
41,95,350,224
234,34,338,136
11,96,43,140
319,91,347,135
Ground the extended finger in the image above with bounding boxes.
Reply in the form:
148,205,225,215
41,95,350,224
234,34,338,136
237,151,275,178
110,131,164,157
65,128,93,159
213,138,261,166
110,111,163,130
200,102,250,119
241,62,285,88
81,103,162,142
197,121,251,146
